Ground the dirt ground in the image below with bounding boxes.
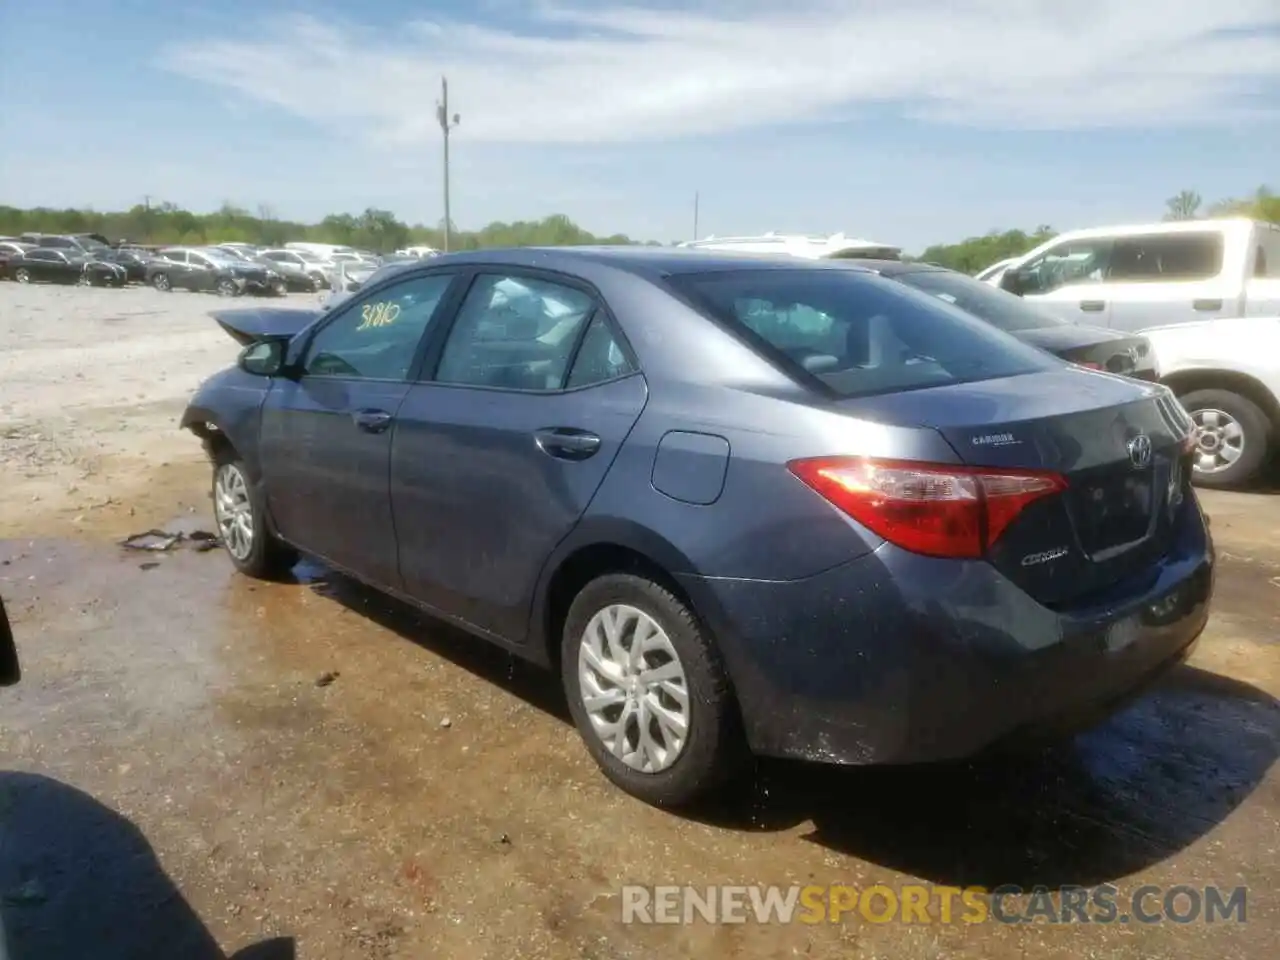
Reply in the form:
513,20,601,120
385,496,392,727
1,284,1277,959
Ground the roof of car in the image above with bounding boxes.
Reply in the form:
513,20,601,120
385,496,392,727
427,245,897,278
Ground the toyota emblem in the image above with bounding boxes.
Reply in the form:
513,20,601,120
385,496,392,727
1127,433,1153,469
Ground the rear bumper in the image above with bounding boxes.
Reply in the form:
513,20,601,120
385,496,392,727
679,497,1214,765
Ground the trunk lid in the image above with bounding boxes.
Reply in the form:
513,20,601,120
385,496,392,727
838,368,1194,606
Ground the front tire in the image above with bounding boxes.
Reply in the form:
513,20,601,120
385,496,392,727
152,272,171,292
561,573,746,808
1179,388,1271,488
212,451,298,579
216,278,239,297
13,268,30,284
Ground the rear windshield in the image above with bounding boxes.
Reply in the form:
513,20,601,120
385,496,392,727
671,268,1056,397
892,268,1069,333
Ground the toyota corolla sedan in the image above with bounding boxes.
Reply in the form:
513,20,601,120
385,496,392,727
182,248,1214,807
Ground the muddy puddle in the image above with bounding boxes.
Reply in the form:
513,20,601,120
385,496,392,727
0,534,1277,959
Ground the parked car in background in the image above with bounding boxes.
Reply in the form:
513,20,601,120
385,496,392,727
845,260,1158,380
8,248,127,286
1138,316,1280,488
16,233,109,256
0,240,36,278
993,218,1280,331
974,257,1017,283
679,232,903,260
259,248,332,289
183,248,1209,807
95,247,155,284
147,247,284,297
216,245,318,293
396,245,440,258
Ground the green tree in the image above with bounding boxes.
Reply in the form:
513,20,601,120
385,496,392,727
1164,190,1202,221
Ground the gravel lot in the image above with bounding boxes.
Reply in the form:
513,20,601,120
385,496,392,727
0,283,320,538
0,281,1277,960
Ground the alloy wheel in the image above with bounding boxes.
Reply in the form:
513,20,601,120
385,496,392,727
1190,407,1244,475
577,604,691,773
14,269,30,283
213,464,254,561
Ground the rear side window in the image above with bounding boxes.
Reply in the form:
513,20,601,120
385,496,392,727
671,269,1056,398
1108,232,1224,281
434,273,598,391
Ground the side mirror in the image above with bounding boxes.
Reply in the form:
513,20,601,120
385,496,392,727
999,269,1025,296
237,338,288,377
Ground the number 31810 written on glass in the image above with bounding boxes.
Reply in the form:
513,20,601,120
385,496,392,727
357,301,401,330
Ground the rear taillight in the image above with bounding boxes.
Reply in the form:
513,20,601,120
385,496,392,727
787,457,1068,559
1076,361,1104,370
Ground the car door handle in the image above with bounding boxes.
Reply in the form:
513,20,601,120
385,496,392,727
1079,300,1106,312
535,428,601,460
1192,299,1223,311
352,408,393,433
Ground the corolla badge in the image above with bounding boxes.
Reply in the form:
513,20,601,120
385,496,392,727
1021,546,1069,566
1127,433,1153,469
971,432,1021,447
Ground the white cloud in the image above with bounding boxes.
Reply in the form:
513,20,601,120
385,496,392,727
158,0,1280,144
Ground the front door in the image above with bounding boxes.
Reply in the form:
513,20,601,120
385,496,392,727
391,270,647,641
1014,236,1115,327
257,269,461,587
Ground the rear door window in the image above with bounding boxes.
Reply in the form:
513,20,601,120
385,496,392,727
671,268,1056,398
1108,232,1224,281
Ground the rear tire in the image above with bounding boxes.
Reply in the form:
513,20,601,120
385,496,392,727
211,448,298,580
561,573,746,808
14,268,30,284
1178,388,1271,488
152,272,171,292
216,278,239,297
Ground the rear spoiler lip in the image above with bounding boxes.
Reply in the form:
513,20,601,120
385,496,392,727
210,307,319,346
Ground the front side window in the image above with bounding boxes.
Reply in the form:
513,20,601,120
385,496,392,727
1015,239,1112,295
1108,232,1224,282
671,268,1055,398
302,271,455,380
434,274,597,391
893,268,1069,332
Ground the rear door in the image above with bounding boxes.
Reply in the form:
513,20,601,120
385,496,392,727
257,269,462,588
1104,229,1237,332
390,269,647,641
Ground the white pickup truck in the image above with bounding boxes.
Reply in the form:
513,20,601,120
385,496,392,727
990,217,1280,332
1139,316,1280,488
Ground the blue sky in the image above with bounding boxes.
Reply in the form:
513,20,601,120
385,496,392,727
1,0,1278,252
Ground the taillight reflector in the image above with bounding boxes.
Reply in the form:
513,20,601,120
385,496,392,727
787,457,1068,559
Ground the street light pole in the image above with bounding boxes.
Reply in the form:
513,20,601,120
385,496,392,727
435,76,461,253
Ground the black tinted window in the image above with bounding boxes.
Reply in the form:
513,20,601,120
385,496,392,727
1108,232,1224,281
893,269,1068,332
435,274,597,391
303,272,454,380
566,314,636,387
673,269,1055,397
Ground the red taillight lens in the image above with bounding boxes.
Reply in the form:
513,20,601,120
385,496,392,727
787,457,1068,559
1076,361,1104,370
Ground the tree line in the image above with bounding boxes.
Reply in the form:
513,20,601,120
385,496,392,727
1,184,1274,271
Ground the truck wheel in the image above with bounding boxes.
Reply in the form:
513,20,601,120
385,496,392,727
1179,388,1271,488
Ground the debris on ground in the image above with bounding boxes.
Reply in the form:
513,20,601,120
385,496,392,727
118,529,222,554
316,671,340,688
139,561,160,571
439,717,452,729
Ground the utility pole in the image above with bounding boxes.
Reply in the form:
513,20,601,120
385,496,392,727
435,77,461,252
692,191,699,240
